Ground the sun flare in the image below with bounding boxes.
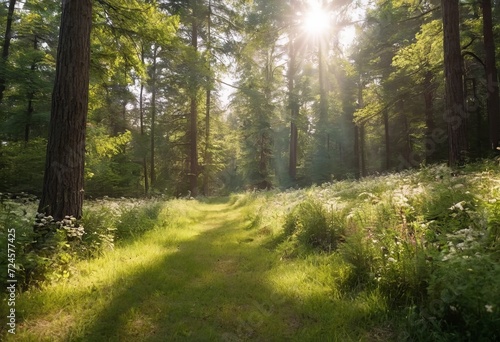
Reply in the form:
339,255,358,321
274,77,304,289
303,2,330,36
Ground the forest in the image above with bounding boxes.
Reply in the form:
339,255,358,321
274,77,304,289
1,0,500,340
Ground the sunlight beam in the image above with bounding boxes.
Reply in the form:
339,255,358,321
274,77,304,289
302,1,331,36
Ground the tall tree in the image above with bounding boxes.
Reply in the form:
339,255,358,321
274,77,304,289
139,49,149,194
150,45,159,188
441,0,468,166
38,0,92,220
288,31,299,181
203,0,212,196
189,8,199,197
480,0,500,150
0,0,16,103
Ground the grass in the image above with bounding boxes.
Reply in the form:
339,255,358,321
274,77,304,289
2,161,500,340
2,197,389,341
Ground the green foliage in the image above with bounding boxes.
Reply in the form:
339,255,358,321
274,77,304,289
0,196,39,289
115,200,163,242
0,196,167,292
424,243,500,340
85,128,142,197
0,0,57,141
80,206,118,257
283,199,344,251
338,232,377,288
485,196,500,251
254,162,500,338
0,139,46,194
5,163,500,340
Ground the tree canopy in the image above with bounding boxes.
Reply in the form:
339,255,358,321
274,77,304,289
0,0,499,202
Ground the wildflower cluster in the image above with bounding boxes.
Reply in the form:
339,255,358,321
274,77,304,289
441,227,485,261
35,213,85,239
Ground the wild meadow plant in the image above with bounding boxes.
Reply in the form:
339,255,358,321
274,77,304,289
0,195,166,290
253,161,500,340
2,162,500,340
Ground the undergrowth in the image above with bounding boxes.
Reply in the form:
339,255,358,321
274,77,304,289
2,161,500,340
0,196,166,291
252,161,500,340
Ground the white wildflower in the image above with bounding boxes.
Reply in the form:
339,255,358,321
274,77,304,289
449,201,465,211
485,305,494,313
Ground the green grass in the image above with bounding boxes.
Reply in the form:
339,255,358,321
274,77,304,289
3,161,500,341
2,198,389,341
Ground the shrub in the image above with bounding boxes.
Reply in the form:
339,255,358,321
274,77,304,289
339,232,377,288
0,199,40,289
81,206,118,257
485,196,500,252
115,200,164,242
0,139,46,195
425,252,500,340
283,199,344,251
374,237,431,307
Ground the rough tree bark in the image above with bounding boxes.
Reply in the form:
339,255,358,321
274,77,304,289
203,0,212,196
480,0,500,150
140,47,148,194
189,11,199,197
38,0,92,221
441,0,468,166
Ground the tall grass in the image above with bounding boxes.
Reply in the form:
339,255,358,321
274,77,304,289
2,161,500,340
254,161,500,340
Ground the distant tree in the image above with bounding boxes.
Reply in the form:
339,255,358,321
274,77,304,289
480,0,500,150
441,0,468,166
38,0,92,220
0,0,16,103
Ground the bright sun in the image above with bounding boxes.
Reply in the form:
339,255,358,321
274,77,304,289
303,2,330,36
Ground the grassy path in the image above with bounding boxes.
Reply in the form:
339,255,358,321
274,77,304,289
7,198,386,341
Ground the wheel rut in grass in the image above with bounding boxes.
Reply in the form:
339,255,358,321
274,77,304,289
85,199,282,341
10,198,389,342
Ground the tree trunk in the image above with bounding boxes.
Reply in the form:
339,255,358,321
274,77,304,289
139,48,148,194
203,0,212,196
353,124,360,178
356,74,365,178
139,46,148,194
0,0,16,103
150,46,158,188
288,33,299,181
189,15,199,197
318,39,328,138
402,110,412,165
383,108,390,171
441,0,468,166
423,71,436,163
480,0,500,150
24,36,38,145
38,0,92,221
203,87,211,196
360,124,366,177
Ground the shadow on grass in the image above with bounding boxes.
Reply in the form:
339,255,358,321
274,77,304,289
74,206,293,341
12,200,390,341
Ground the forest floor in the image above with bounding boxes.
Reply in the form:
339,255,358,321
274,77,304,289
6,198,390,341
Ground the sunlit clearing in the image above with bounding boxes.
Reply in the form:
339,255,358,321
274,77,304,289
303,2,330,36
